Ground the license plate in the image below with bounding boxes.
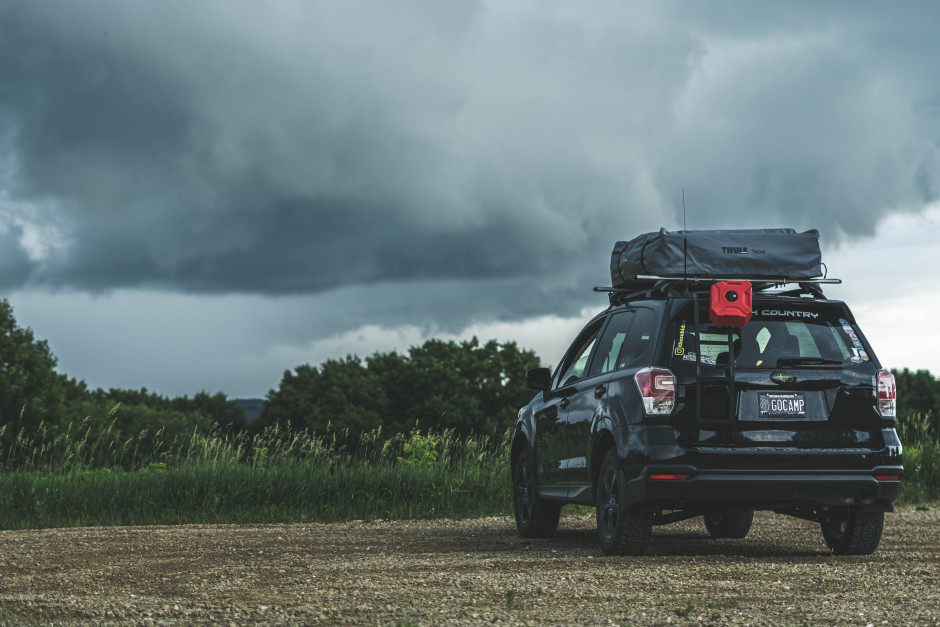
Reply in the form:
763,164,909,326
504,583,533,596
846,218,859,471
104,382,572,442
758,392,806,418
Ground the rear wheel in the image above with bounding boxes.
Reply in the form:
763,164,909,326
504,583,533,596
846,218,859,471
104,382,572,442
513,448,561,538
819,506,884,555
596,449,651,555
703,510,754,539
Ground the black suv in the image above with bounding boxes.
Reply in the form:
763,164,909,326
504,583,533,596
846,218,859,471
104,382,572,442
511,281,902,555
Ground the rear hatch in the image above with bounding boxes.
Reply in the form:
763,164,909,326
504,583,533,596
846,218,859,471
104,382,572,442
666,296,883,450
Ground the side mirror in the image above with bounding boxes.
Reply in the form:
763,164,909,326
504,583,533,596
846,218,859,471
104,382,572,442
526,367,552,391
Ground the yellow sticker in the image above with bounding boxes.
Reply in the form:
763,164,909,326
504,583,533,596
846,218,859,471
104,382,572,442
674,322,687,357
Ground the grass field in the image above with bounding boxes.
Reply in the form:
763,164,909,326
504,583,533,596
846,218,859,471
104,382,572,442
0,426,510,529
0,412,936,530
895,412,940,503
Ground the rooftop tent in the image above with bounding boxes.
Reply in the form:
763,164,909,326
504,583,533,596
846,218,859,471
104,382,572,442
609,228,822,289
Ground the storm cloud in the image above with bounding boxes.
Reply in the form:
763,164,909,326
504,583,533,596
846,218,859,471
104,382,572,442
2,0,939,328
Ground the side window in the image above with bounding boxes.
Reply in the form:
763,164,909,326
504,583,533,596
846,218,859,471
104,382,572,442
587,311,635,378
620,308,655,369
556,323,602,387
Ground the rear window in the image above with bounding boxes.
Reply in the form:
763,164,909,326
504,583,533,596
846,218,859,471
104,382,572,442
671,304,871,369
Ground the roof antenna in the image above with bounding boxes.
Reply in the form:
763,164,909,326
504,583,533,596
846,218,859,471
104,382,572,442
683,189,688,295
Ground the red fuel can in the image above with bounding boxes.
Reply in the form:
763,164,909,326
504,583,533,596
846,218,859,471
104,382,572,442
709,280,752,327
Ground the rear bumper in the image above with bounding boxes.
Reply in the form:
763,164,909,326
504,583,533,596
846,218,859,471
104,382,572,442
623,465,902,510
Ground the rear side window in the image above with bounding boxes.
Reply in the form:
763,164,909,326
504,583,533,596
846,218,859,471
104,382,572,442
588,311,636,378
671,304,870,369
620,308,655,369
586,308,658,379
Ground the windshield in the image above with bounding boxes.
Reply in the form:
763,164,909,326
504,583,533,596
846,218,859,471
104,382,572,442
671,304,869,369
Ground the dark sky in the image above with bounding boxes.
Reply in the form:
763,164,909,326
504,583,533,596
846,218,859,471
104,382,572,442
2,1,939,396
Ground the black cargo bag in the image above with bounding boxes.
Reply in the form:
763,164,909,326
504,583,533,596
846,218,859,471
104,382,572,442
610,228,822,289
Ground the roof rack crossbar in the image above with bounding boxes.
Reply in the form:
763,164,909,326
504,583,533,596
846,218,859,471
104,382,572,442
634,275,841,285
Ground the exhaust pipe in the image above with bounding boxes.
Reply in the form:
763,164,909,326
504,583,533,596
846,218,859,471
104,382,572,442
855,485,875,504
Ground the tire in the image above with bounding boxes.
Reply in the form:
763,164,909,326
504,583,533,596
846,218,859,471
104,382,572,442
703,510,754,539
819,507,884,555
595,449,651,555
513,448,561,538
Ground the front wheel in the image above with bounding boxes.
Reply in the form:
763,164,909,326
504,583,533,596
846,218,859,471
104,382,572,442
819,506,884,555
596,449,651,555
513,448,560,538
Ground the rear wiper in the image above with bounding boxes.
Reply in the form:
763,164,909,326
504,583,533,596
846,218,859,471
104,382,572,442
775,357,845,367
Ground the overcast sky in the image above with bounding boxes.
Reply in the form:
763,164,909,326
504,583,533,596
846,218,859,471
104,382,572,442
2,1,938,398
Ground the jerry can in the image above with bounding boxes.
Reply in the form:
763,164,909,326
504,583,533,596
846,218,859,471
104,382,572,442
709,280,752,327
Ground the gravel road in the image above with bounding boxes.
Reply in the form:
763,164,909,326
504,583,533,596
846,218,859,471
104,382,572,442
1,507,938,625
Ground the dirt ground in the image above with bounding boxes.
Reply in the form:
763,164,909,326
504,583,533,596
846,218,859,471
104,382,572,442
0,507,938,625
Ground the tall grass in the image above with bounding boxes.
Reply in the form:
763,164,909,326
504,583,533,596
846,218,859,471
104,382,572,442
0,423,511,530
0,413,936,530
897,412,940,504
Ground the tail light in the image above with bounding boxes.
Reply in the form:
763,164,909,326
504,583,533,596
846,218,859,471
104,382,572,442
874,474,900,481
877,370,896,418
635,367,676,415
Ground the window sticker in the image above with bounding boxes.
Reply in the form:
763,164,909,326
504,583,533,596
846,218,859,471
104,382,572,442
681,352,717,366
674,322,687,356
755,327,771,353
839,318,855,334
837,317,866,358
849,347,870,363
757,309,819,319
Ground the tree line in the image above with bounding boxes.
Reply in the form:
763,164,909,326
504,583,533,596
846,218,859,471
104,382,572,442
893,368,940,421
0,299,541,455
254,337,540,437
0,300,246,441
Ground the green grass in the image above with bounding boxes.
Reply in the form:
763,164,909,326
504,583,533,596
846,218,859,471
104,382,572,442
0,457,510,529
0,425,511,529
899,441,940,503
898,412,940,504
0,412,936,529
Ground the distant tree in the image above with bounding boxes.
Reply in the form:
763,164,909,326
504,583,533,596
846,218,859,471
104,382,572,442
405,337,540,435
315,356,389,434
892,368,939,419
259,356,389,434
79,387,245,437
258,337,540,437
0,299,65,429
174,391,247,430
365,351,413,434
69,397,216,440
257,364,322,432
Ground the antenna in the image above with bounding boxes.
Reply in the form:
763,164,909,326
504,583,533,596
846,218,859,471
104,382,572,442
683,189,688,294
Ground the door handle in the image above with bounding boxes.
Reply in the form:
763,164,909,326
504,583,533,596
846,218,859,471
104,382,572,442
595,385,606,399
560,397,570,410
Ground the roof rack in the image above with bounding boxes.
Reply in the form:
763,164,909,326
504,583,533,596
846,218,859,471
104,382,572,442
594,276,841,307
633,275,840,285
